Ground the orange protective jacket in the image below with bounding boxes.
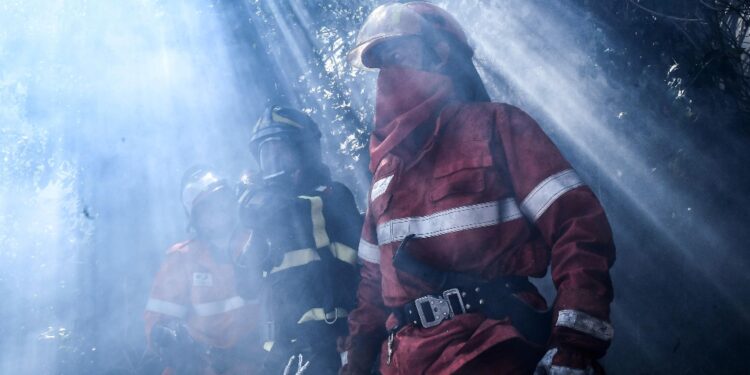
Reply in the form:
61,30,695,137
144,231,262,374
343,103,615,374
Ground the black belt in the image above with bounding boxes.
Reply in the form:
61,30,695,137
393,276,531,328
390,235,552,346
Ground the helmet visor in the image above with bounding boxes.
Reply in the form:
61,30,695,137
258,137,301,183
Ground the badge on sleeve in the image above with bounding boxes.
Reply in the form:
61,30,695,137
193,272,213,287
371,175,394,202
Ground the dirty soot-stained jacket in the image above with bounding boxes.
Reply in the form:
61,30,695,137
345,102,616,374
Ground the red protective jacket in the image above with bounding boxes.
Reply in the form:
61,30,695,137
343,102,615,374
145,232,263,374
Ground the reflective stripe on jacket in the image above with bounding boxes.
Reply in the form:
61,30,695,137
346,102,615,374
242,182,363,372
144,232,261,350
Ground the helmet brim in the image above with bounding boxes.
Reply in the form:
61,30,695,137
348,34,419,70
249,124,301,146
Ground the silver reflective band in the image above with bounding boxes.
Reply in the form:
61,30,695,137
556,309,614,341
376,199,523,245
193,296,246,317
536,348,594,375
146,298,188,318
357,239,380,264
521,169,584,222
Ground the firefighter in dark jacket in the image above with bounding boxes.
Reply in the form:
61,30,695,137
238,105,363,374
341,2,616,375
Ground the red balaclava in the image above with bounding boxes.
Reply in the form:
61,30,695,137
369,67,457,172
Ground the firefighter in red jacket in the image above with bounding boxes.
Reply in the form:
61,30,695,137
145,166,263,375
341,2,615,374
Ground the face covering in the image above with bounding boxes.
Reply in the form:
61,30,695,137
369,66,456,172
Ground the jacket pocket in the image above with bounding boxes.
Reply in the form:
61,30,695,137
430,140,493,202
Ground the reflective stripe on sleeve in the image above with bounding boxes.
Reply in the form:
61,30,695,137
297,307,348,324
521,169,584,222
193,296,246,317
145,298,188,318
269,244,355,274
538,348,592,375
376,198,523,245
357,239,380,264
556,309,614,341
330,242,357,265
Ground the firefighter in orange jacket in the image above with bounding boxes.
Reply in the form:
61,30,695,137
145,166,263,375
341,3,615,374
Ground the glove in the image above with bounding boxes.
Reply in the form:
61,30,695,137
534,347,604,375
150,323,208,372
239,186,294,229
238,186,298,271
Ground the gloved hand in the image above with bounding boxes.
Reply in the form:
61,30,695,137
534,347,604,375
150,323,208,373
239,186,295,229
238,186,300,272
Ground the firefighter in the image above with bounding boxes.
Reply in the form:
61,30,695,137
238,105,363,374
145,166,263,375
341,2,616,374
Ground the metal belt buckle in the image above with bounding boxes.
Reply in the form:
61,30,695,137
442,288,466,314
414,295,453,328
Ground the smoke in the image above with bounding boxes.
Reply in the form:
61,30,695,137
0,0,748,373
0,0,258,372
437,0,750,372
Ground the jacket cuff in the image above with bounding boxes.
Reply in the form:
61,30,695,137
550,309,613,358
543,347,605,374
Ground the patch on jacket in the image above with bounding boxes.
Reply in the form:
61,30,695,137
371,175,393,202
192,272,213,287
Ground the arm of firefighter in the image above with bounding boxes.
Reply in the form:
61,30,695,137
494,105,615,359
144,248,191,350
340,208,388,374
329,182,365,242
